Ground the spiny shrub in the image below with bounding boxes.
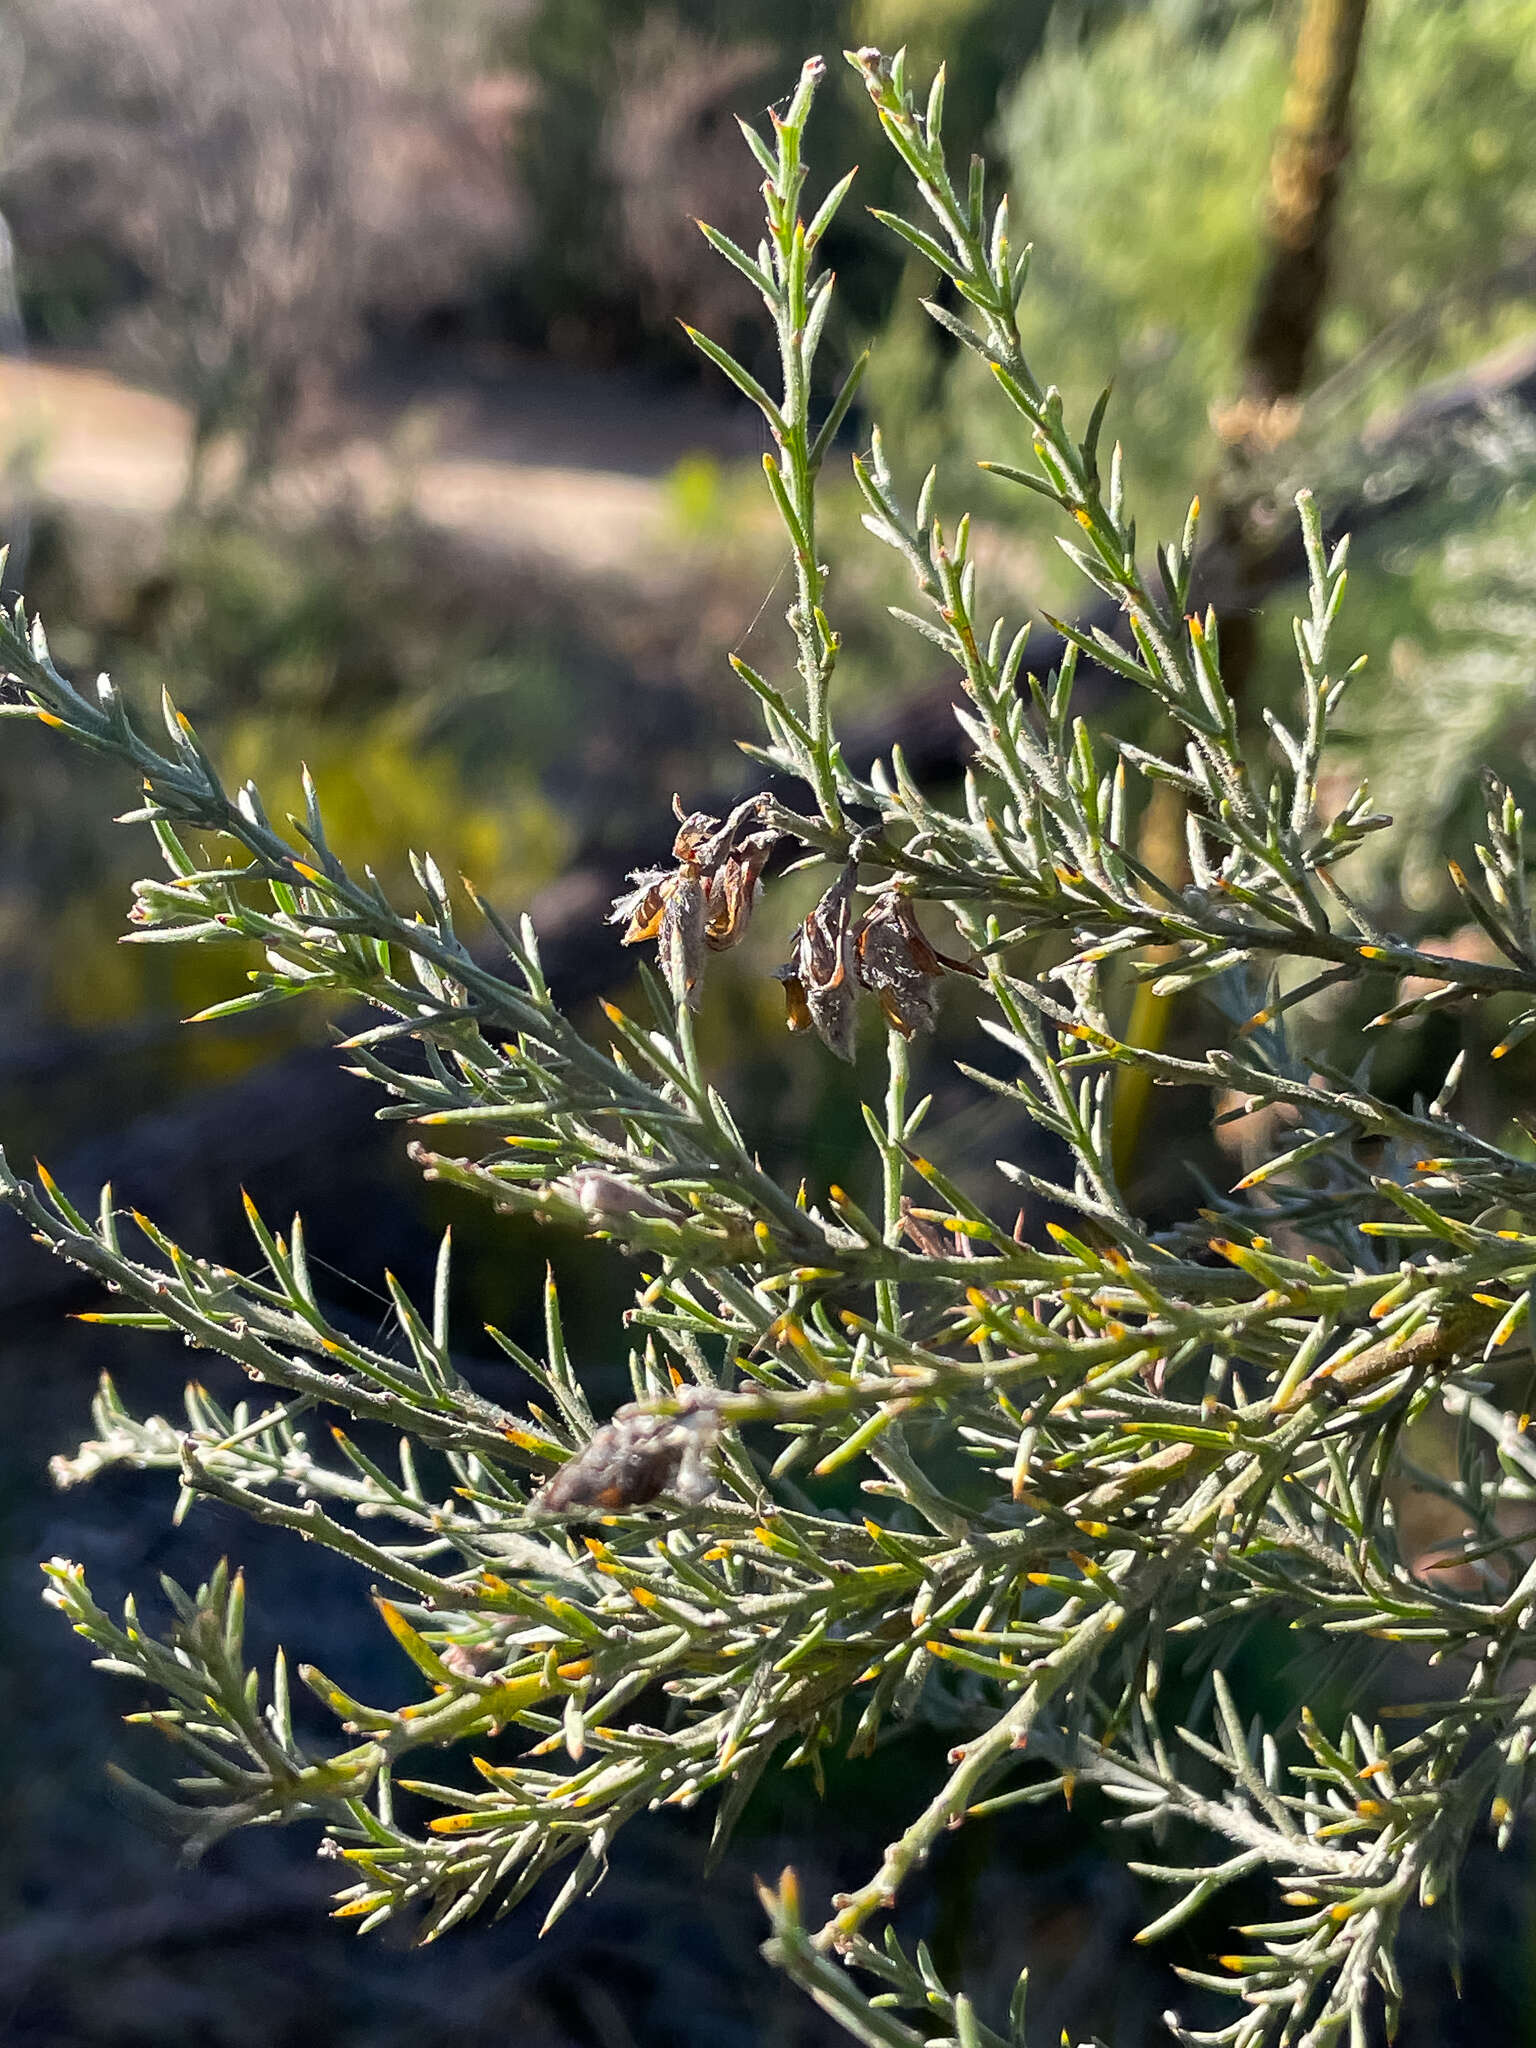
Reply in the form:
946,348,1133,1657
6,47,1536,2048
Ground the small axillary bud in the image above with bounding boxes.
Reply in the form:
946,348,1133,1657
556,1169,680,1224
440,1637,505,1681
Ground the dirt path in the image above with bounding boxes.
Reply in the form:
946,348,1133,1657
0,350,763,580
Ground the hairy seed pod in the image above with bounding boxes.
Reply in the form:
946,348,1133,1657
851,887,980,1038
774,861,860,1061
530,1388,725,1514
658,868,708,1009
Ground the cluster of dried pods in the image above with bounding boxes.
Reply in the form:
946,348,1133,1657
610,800,978,1060
609,795,782,1010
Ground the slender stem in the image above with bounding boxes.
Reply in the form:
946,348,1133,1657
876,1026,909,1332
815,1600,1122,1949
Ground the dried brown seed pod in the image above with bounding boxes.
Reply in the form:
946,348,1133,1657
773,861,860,1061
704,841,774,951
530,1388,725,1514
852,888,981,1039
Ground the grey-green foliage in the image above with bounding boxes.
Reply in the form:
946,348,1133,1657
8,45,1536,2048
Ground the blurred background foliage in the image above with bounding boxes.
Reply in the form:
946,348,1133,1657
1,1,1535,2042
873,0,1536,512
